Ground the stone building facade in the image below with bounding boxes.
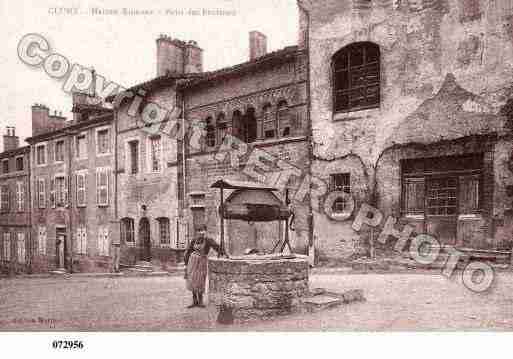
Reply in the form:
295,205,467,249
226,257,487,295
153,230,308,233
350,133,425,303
299,0,513,261
178,39,310,255
0,128,31,273
112,29,310,262
26,98,116,273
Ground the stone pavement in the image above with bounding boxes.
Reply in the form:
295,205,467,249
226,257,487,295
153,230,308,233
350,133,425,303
1,272,513,331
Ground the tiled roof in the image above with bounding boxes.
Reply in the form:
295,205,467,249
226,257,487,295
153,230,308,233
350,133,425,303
106,45,302,102
26,112,114,143
177,45,302,89
0,145,30,159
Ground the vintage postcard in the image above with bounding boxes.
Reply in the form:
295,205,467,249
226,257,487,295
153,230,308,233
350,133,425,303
1,0,513,355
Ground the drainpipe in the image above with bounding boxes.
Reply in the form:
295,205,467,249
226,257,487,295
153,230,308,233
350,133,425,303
27,147,33,273
113,108,120,272
297,1,314,262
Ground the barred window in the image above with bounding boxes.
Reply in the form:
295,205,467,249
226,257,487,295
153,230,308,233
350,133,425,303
329,173,351,213
333,42,380,112
0,185,9,212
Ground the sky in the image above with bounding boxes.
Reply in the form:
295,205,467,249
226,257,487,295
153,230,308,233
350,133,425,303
0,0,298,148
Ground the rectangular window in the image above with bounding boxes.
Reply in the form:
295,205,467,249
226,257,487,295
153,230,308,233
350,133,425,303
401,154,483,216
3,233,11,261
76,134,87,159
17,232,25,264
329,173,351,214
36,144,46,165
15,156,24,171
2,159,9,174
37,178,46,208
38,226,47,255
55,176,67,207
96,168,109,206
55,140,65,162
97,129,110,155
0,185,9,212
121,218,135,244
97,226,109,256
16,181,24,212
426,177,458,216
76,227,87,255
76,172,87,207
150,136,162,172
158,218,170,245
128,140,139,174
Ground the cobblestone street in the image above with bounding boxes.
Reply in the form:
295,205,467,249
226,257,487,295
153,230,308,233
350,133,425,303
1,271,513,331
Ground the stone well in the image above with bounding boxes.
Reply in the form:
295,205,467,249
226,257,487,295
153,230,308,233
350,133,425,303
208,254,309,322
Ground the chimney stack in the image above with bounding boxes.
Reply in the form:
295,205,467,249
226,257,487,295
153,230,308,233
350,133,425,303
31,103,66,136
156,35,204,76
249,31,267,61
185,40,203,74
3,126,19,152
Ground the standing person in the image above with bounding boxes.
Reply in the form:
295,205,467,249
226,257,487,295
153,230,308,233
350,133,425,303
184,225,224,308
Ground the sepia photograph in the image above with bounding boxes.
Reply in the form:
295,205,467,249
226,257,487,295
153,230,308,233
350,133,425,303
1,0,513,356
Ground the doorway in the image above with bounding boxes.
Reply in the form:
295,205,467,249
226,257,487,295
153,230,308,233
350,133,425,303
139,218,151,261
55,228,67,270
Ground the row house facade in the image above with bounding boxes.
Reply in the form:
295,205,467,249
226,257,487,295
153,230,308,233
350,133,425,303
299,0,513,261
26,96,116,273
0,128,31,273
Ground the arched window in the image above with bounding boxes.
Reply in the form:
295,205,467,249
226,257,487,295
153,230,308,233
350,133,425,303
120,218,135,244
333,42,380,113
157,217,170,245
216,113,229,144
205,117,216,148
232,110,243,141
262,103,275,139
277,100,291,137
245,107,257,143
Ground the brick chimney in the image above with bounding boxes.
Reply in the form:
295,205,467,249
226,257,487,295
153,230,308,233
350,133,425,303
184,40,203,74
31,103,66,136
249,31,267,61
156,34,186,76
3,126,19,152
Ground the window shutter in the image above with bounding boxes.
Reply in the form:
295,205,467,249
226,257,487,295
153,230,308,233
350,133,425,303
64,175,68,206
50,178,55,208
96,171,101,205
83,228,87,254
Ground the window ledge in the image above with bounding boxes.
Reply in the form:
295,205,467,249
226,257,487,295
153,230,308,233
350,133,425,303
403,214,425,220
333,107,381,122
458,214,482,220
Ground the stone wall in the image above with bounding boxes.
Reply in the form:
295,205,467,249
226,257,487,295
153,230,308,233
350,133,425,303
208,256,309,320
303,0,513,258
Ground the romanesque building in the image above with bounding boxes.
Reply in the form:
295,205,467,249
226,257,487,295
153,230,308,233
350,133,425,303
299,0,513,261
111,25,310,264
0,128,31,273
